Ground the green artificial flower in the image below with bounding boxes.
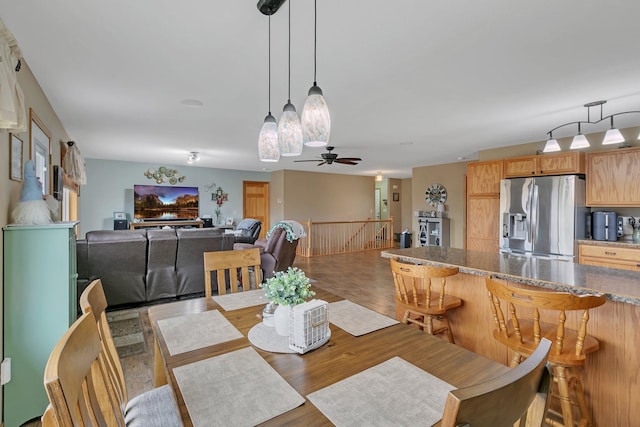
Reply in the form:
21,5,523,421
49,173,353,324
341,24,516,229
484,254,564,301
260,267,315,306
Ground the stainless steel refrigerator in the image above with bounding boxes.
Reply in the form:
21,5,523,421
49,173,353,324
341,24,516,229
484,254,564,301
499,175,587,260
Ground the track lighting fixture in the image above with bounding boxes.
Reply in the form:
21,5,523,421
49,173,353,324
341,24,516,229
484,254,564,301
544,100,639,152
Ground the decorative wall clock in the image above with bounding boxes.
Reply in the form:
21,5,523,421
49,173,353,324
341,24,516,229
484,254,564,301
425,183,447,207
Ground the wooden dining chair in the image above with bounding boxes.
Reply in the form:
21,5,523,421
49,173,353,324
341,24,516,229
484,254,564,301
485,277,606,427
439,338,552,427
76,279,183,426
390,258,462,343
204,247,262,297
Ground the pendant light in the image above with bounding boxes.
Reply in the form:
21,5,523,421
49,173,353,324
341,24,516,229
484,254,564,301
301,0,330,147
278,0,303,156
569,123,590,149
542,132,561,153
602,116,625,145
258,16,280,162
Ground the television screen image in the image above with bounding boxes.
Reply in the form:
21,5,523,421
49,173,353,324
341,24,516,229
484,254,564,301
134,185,199,220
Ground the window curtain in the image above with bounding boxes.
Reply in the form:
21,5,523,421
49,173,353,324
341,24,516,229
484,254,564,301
0,18,26,132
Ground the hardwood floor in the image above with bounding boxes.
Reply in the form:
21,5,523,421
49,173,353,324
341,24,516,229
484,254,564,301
121,249,396,400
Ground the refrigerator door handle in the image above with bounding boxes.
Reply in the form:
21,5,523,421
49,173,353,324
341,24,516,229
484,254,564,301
531,184,539,244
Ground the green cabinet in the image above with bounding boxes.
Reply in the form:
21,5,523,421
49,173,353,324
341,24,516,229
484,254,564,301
2,222,78,427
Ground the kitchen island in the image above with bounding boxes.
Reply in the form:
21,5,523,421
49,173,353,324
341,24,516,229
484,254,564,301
381,246,639,426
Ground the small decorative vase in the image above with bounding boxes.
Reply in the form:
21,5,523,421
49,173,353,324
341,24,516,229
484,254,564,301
273,304,292,336
633,229,640,244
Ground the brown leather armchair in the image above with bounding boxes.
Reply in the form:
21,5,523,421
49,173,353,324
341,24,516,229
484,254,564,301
234,226,298,279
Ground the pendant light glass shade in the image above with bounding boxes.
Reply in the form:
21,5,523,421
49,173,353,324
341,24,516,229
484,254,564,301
602,128,624,145
570,134,590,149
258,114,280,162
542,137,561,152
278,101,303,156
302,84,330,147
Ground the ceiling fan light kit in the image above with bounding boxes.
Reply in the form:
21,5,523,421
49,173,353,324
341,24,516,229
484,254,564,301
543,100,639,152
301,0,330,148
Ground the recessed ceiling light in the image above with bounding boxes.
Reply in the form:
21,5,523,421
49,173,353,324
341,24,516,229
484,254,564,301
181,99,204,107
457,156,466,161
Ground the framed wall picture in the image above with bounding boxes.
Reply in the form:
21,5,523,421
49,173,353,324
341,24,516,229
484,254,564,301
10,133,23,181
393,192,400,202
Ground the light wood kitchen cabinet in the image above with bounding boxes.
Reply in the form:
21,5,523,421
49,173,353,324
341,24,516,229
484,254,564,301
466,160,503,251
467,160,504,195
504,152,585,178
466,195,500,252
579,243,640,271
586,147,640,206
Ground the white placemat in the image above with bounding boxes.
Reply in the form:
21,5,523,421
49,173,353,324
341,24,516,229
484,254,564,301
328,300,399,336
173,347,305,427
157,310,243,356
307,357,455,426
248,323,297,353
212,289,268,311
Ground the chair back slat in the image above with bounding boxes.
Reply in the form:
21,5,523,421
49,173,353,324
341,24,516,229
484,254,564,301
390,258,458,310
44,313,120,426
204,248,262,297
80,279,128,411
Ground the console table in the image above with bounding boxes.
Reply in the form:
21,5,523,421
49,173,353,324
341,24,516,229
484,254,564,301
129,220,203,230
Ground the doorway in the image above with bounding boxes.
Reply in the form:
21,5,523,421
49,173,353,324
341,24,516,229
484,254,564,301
243,181,270,239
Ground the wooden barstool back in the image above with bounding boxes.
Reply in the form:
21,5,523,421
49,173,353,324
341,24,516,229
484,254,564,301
204,248,262,297
390,258,462,343
485,276,606,427
80,279,128,412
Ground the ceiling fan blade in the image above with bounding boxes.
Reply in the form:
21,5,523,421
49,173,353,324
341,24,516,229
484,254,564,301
335,160,359,165
336,157,362,162
317,161,327,166
294,159,322,162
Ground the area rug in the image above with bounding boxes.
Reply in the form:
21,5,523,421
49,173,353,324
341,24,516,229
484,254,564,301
106,310,147,358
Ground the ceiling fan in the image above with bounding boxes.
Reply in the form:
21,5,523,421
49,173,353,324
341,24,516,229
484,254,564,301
294,146,362,166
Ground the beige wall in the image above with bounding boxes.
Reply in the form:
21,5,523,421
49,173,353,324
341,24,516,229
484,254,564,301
272,170,375,225
411,162,469,248
1,60,70,421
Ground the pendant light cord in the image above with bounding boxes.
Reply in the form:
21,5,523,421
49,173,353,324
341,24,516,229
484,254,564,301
287,0,292,102
268,15,272,114
313,0,317,85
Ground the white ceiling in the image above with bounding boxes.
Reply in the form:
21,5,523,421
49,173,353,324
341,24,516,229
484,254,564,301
3,1,640,179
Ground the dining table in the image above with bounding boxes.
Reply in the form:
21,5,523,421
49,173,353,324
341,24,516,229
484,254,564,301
148,287,509,426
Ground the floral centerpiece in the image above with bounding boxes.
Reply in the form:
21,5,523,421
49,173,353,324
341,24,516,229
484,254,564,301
261,267,315,306
261,267,315,336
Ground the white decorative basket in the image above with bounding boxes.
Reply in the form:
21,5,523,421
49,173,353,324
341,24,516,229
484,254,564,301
289,299,330,354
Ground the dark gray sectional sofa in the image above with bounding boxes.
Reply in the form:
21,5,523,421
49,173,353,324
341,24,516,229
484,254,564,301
76,228,234,307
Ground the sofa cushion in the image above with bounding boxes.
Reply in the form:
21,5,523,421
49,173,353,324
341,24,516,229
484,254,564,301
86,230,147,306
146,229,178,301
175,228,234,296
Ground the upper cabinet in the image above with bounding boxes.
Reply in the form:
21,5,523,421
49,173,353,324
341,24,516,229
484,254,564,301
467,160,504,195
504,152,585,178
586,147,640,206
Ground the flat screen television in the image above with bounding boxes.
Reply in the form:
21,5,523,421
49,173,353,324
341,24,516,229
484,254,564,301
133,185,199,220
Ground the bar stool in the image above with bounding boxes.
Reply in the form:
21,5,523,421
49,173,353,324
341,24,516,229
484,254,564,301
390,258,462,343
485,277,606,427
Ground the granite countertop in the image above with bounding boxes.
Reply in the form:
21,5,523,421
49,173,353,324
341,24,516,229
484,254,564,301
381,247,640,306
577,239,640,249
